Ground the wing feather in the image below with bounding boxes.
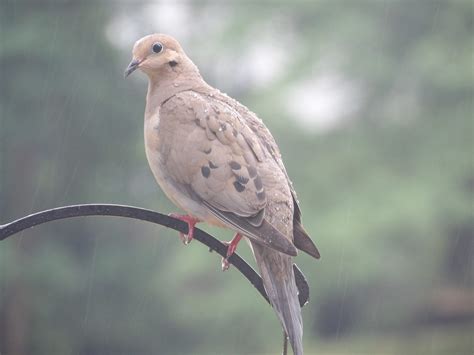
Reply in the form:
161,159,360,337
162,91,297,255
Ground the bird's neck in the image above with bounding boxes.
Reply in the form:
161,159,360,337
145,63,208,119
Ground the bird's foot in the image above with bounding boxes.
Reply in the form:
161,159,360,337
221,233,243,271
169,213,199,245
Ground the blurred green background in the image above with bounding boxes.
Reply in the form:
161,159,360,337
1,0,472,354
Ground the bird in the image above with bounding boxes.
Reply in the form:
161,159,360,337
125,33,320,355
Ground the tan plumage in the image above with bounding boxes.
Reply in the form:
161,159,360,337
126,34,319,355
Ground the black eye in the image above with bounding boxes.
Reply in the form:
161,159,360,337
152,42,163,53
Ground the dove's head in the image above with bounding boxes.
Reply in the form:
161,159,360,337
125,34,195,78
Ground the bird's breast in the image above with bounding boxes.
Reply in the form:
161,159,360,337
144,112,219,224
144,112,169,189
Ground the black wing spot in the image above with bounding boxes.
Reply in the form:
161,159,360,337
254,175,263,191
236,175,249,185
203,147,212,154
232,129,238,137
229,161,241,170
233,181,245,192
247,166,257,178
256,190,266,201
209,161,218,169
201,166,211,178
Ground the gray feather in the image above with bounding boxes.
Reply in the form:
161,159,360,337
251,241,303,355
203,201,298,256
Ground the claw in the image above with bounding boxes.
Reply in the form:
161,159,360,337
221,233,243,271
221,257,231,271
169,213,199,245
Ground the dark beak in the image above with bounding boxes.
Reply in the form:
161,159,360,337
124,58,141,78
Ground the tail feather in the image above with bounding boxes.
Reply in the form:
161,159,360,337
251,241,303,355
293,222,320,259
292,196,320,259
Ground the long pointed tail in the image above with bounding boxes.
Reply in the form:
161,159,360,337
251,241,303,355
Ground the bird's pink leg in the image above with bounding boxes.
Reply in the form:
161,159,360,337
221,233,243,271
169,213,200,245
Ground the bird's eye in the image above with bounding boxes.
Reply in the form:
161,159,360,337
152,42,163,53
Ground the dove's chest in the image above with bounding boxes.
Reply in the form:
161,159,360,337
144,109,185,168
144,111,208,218
144,111,169,185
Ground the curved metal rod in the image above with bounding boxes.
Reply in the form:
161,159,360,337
0,204,309,307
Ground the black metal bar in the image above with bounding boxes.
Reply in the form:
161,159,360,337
282,331,288,355
0,204,309,307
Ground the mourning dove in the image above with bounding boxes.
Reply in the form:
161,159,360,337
125,34,320,355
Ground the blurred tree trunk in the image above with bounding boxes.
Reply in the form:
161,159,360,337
1,147,38,354
4,280,27,355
